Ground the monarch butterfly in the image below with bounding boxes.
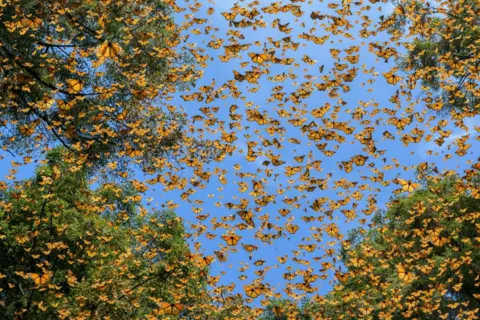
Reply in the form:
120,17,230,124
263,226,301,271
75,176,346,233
286,224,299,234
335,62,348,71
29,272,50,286
97,41,122,59
231,19,253,28
277,255,288,264
285,166,301,176
245,71,261,84
237,210,255,227
116,109,129,121
222,132,237,143
335,271,348,283
244,285,262,298
322,150,336,157
353,155,368,166
200,255,214,267
66,79,83,93
272,306,283,318
233,70,245,82
326,224,339,237
341,209,356,220
399,179,419,192
125,142,142,158
310,197,327,212
221,12,238,20
19,124,35,136
345,54,359,64
284,272,296,280
383,71,401,85
240,8,260,20
248,52,270,64
300,244,316,252
310,11,325,20
288,118,307,127
278,22,292,33
304,273,319,283
242,244,258,253
278,208,290,217
222,234,241,246
159,302,184,315
253,259,265,266
392,116,412,129
311,104,331,118
397,265,415,282
257,232,272,242
430,228,449,247
224,44,249,54
472,161,480,171
56,98,76,111
214,250,227,262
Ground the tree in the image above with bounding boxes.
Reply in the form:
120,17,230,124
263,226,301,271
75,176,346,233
313,171,480,319
385,0,480,112
0,148,212,319
0,0,212,170
259,297,317,320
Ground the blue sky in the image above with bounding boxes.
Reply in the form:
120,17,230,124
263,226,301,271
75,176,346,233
1,0,479,306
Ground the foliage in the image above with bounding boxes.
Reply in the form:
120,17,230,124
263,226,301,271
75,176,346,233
259,297,318,320
387,0,480,112
314,172,480,319
0,0,214,170
0,148,211,319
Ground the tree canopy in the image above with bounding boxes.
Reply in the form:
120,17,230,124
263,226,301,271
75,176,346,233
387,0,480,112
0,148,212,319
258,171,480,319
0,0,213,170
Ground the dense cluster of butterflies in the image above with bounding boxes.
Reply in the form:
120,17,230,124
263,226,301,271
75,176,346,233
1,0,479,317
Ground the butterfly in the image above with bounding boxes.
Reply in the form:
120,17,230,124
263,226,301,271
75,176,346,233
341,209,357,220
236,210,255,227
97,41,122,59
430,228,449,247
221,12,238,21
29,272,50,286
222,234,241,246
214,250,227,262
17,17,43,29
66,79,83,93
397,265,415,282
272,306,284,318
299,244,316,252
310,197,327,212
278,208,290,217
222,132,237,143
353,155,369,166
248,52,271,64
124,142,142,158
244,285,263,298
242,244,258,253
240,8,260,20
398,179,420,192
286,224,299,234
159,302,184,315
383,71,401,85
19,124,35,136
335,271,348,283
278,22,292,33
277,255,288,264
